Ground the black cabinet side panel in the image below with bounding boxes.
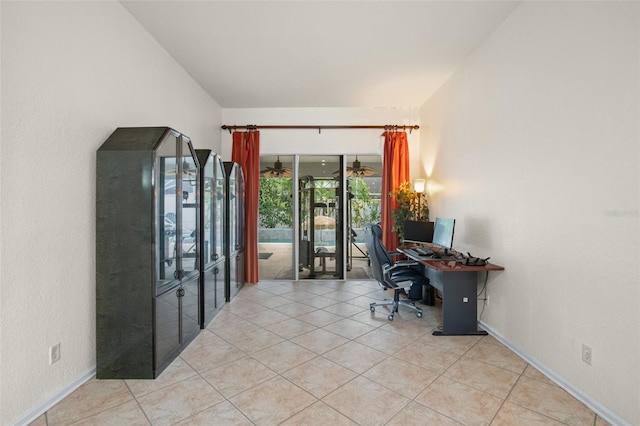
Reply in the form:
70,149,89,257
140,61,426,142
96,149,154,378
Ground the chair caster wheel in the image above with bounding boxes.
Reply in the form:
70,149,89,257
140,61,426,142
370,306,375,312
388,314,394,321
416,311,423,318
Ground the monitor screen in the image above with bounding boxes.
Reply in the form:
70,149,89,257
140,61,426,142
403,220,434,244
432,218,455,251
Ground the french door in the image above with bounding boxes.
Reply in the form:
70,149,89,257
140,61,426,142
258,155,381,280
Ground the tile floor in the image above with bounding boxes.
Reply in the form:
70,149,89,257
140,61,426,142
32,280,609,425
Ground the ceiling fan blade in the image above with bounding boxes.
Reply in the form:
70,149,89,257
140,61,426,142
349,165,377,177
261,165,293,178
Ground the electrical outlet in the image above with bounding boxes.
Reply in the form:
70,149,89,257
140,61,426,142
49,343,61,365
581,344,592,365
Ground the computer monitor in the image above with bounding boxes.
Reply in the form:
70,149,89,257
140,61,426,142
402,220,434,245
432,218,455,252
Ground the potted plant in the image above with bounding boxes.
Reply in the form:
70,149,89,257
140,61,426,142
390,181,429,242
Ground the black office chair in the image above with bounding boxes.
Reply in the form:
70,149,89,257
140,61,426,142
369,223,436,305
369,224,424,280
365,223,427,321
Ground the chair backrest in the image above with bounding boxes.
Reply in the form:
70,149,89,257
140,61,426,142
364,223,393,289
369,223,394,265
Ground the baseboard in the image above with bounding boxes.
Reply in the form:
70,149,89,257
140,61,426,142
9,366,96,426
478,321,630,426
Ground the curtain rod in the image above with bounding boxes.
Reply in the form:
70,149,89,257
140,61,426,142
221,124,419,134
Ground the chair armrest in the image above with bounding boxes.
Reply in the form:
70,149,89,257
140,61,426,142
386,262,418,274
394,260,418,267
382,265,416,290
389,278,414,291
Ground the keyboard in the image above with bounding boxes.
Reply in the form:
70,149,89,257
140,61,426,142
403,248,419,257
416,247,435,256
405,247,435,257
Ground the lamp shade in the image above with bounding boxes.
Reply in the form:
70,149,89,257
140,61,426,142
413,179,426,193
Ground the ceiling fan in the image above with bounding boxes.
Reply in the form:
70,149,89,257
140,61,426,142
336,156,378,177
260,156,293,178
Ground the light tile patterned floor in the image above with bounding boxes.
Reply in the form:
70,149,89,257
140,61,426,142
32,280,609,425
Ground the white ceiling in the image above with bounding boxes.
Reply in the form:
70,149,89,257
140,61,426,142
121,1,521,109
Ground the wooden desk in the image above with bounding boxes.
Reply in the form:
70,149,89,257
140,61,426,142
399,249,504,336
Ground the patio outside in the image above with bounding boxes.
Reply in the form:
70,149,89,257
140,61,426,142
258,172,380,281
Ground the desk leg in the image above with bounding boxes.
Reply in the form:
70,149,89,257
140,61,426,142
432,271,487,336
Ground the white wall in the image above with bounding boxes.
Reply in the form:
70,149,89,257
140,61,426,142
420,2,639,424
221,108,421,173
0,2,221,423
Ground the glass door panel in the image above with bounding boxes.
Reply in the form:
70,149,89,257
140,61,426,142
228,172,237,253
298,155,343,279
202,155,215,266
156,133,179,293
213,157,225,262
180,139,198,279
258,155,294,280
345,155,382,279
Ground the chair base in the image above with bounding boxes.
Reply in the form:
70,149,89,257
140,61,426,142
370,290,423,321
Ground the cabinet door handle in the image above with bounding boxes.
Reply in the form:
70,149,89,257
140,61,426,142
213,253,219,260
174,270,180,279
214,267,219,274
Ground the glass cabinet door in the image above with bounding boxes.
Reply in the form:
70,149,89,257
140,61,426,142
228,170,238,252
180,139,198,278
156,133,179,293
202,155,215,266
213,157,225,261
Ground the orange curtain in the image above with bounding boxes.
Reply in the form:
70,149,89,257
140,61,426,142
231,131,260,283
380,131,410,252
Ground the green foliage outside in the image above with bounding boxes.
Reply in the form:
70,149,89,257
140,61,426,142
258,178,293,228
349,178,381,227
258,177,380,229
310,179,337,212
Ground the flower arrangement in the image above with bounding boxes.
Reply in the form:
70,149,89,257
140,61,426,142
390,181,429,240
